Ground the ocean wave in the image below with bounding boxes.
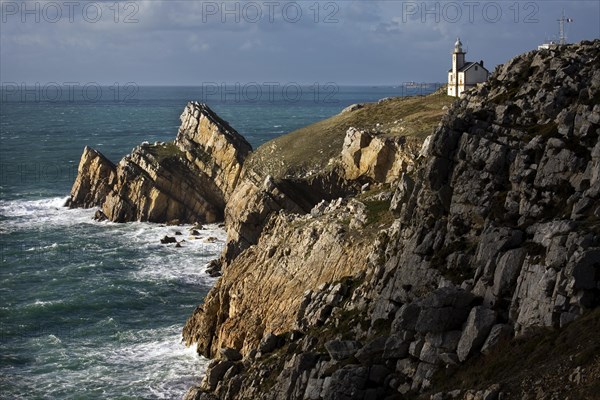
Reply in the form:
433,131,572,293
1,196,224,399
0,196,95,233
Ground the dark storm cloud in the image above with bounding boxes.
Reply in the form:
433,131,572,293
0,0,598,85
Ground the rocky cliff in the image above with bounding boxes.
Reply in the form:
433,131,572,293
67,102,252,223
220,93,451,264
183,40,600,400
66,146,116,208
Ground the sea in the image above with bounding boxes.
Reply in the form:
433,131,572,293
0,84,438,399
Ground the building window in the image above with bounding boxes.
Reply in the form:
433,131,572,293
475,66,478,71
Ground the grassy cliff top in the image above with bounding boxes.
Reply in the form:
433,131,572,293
245,90,455,179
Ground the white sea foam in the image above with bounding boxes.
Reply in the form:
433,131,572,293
32,299,63,307
2,196,223,399
0,197,95,233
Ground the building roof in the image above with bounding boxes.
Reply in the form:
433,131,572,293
448,61,490,73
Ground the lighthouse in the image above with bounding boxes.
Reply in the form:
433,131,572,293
447,38,489,97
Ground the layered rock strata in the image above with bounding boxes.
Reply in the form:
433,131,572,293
67,102,252,223
65,146,116,208
183,40,600,399
341,127,422,183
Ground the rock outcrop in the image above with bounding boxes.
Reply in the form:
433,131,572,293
66,146,116,209
222,168,358,263
183,197,375,357
176,102,251,200
67,102,252,223
341,127,422,183
183,40,600,399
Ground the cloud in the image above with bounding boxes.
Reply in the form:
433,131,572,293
1,1,598,85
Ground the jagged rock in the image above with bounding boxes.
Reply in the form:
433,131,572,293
160,235,177,244
412,362,437,391
457,307,497,362
355,336,387,364
492,248,527,298
383,334,409,359
390,173,415,212
419,134,433,159
219,347,242,362
404,288,475,333
205,259,222,277
68,102,251,224
295,281,349,331
184,207,372,357
176,102,251,199
396,357,418,379
94,209,108,221
341,103,364,114
201,360,234,391
341,127,420,183
323,365,368,400
415,307,470,333
183,387,219,400
481,324,513,354
257,333,282,355
66,146,116,208
409,338,425,358
324,340,361,361
182,41,600,400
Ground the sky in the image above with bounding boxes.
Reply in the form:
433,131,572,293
1,0,599,85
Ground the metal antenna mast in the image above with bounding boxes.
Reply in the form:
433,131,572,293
558,9,573,45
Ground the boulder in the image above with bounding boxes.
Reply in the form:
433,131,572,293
160,235,177,244
219,347,242,362
341,127,419,183
324,340,362,361
457,307,497,362
200,359,233,391
481,324,513,354
257,333,283,355
355,336,387,364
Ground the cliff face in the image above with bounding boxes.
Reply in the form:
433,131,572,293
219,94,450,265
182,92,449,360
184,199,374,358
176,102,251,201
65,146,116,208
67,102,252,223
341,127,422,183
184,40,600,400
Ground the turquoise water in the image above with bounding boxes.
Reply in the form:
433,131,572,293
0,85,435,399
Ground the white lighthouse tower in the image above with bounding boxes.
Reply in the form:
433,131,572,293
452,38,466,74
447,38,489,97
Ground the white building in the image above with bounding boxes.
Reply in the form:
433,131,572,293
447,38,489,97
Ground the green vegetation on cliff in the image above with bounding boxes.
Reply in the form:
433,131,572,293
245,90,454,179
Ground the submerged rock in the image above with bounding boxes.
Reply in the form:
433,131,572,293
160,235,177,244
